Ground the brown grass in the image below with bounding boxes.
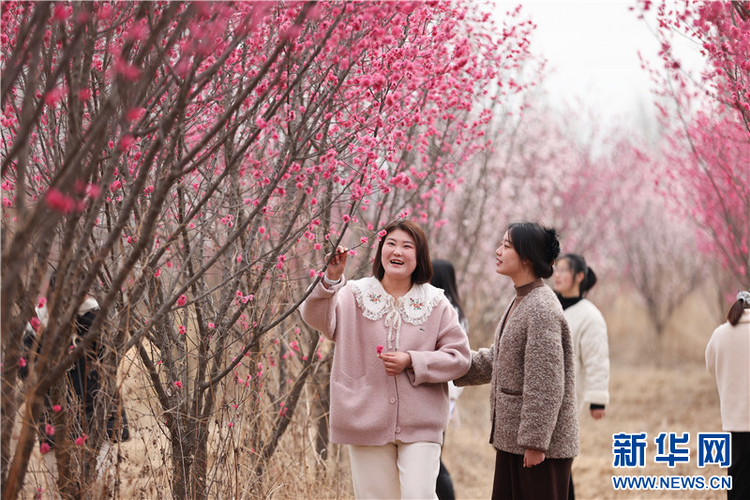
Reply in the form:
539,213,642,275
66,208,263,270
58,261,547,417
18,288,729,499
444,363,724,500
442,286,728,500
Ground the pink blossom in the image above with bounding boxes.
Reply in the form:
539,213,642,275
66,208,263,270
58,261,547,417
376,345,384,355
281,24,302,41
37,297,47,309
53,4,71,20
118,134,135,151
125,20,148,42
18,357,27,368
85,183,101,199
75,434,87,446
30,317,41,331
52,405,62,413
45,188,75,213
44,88,63,106
342,214,351,223
179,325,186,335
126,107,146,122
115,59,140,81
40,442,51,454
78,88,91,101
177,294,187,307
174,381,183,389
45,423,55,436
96,3,112,19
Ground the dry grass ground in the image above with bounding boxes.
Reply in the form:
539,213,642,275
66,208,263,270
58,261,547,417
444,364,725,500
443,287,729,500
18,287,731,499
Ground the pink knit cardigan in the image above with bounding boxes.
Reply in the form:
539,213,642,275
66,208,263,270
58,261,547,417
300,276,471,446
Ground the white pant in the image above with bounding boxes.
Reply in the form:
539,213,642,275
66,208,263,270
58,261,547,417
348,441,441,500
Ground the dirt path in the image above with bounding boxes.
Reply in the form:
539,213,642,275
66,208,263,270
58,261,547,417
444,363,727,500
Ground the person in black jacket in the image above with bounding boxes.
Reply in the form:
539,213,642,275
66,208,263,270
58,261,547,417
432,259,470,500
20,271,129,495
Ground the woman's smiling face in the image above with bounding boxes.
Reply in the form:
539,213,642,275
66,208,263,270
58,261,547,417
381,229,417,281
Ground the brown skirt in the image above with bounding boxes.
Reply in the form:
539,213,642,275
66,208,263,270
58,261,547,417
492,449,573,500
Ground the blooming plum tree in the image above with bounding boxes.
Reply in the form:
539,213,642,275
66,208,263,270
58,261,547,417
644,0,750,289
0,1,535,498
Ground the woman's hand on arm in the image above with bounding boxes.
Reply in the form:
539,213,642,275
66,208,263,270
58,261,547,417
379,352,412,376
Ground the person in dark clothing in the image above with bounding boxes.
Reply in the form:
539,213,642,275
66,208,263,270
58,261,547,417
432,259,469,500
20,271,129,494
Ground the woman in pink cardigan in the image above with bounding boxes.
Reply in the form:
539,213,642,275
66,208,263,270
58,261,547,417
300,220,471,500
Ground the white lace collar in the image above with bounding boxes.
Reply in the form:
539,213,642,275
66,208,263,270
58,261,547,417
349,277,445,350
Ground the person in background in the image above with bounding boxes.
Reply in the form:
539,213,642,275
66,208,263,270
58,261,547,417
552,253,610,500
431,259,470,500
705,290,750,500
455,222,578,500
20,271,129,497
300,220,471,500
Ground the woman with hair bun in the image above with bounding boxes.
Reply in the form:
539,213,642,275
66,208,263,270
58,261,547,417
706,290,750,500
553,253,610,499
455,222,578,500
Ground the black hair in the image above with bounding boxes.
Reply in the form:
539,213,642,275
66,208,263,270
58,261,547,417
727,292,750,326
431,259,465,323
560,253,598,296
507,222,560,279
48,269,57,292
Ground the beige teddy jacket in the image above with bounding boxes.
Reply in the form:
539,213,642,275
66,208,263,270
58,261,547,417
455,279,579,459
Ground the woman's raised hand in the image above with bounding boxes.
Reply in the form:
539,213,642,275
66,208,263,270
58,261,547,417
325,245,348,282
